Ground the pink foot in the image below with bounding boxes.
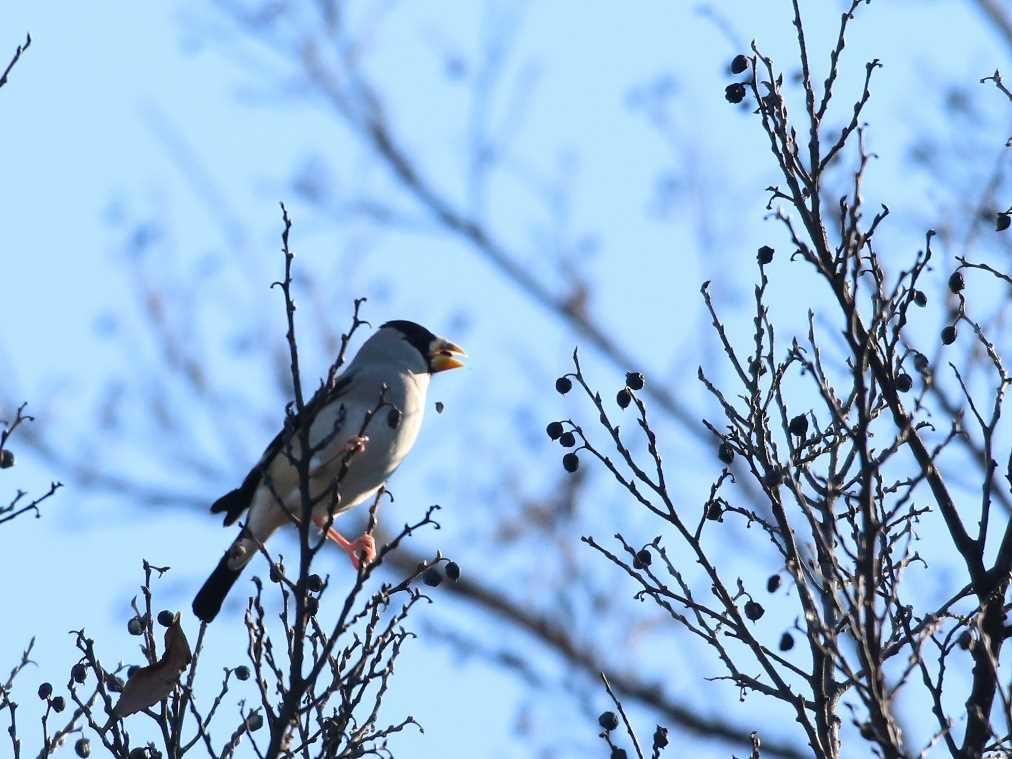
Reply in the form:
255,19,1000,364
342,435,369,455
311,515,376,570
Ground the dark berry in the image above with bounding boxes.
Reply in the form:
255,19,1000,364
387,407,401,429
744,600,765,621
616,389,632,409
998,213,1011,232
611,749,627,759
75,737,91,758
106,675,124,693
941,325,957,345
725,82,746,104
766,574,781,593
763,467,784,488
246,712,264,731
757,245,774,265
788,414,808,437
913,290,927,307
895,373,913,393
546,421,564,440
269,564,283,583
948,271,965,293
434,401,445,414
635,549,652,568
625,372,645,391
156,610,175,628
127,666,140,679
914,353,929,373
422,568,443,587
598,710,619,731
730,54,749,74
717,442,734,464
38,682,52,700
559,431,577,448
959,630,973,650
71,663,87,684
445,561,461,581
235,665,251,681
562,452,580,473
706,501,723,520
51,696,65,713
127,616,144,636
129,749,148,759
749,358,767,377
555,377,573,394
304,596,319,616
0,449,13,469
779,632,794,651
653,726,669,748
307,574,324,593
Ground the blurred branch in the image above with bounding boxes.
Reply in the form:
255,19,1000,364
971,0,1012,52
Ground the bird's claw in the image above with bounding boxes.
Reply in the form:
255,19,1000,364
343,435,369,455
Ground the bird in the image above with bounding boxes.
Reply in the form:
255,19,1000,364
192,320,465,623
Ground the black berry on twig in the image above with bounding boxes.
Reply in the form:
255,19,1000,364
555,377,573,394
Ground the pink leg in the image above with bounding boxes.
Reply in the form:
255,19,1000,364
312,515,376,569
342,435,369,455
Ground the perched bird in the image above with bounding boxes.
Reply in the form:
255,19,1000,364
192,320,465,623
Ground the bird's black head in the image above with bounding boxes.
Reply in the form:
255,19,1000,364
380,320,466,374
382,320,438,365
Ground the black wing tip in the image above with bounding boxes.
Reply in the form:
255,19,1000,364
192,553,243,624
209,487,253,527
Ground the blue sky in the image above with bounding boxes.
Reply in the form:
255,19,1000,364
2,2,1011,757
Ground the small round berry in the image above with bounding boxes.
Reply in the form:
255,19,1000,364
725,82,746,104
127,616,144,636
127,666,140,679
757,245,774,265
235,665,251,682
706,501,723,521
913,290,928,307
246,712,264,731
895,373,913,393
611,749,627,759
559,431,577,448
106,675,124,693
156,610,175,628
730,54,749,74
616,389,632,409
546,421,564,440
0,449,13,469
779,632,795,651
998,213,1011,232
914,353,930,373
445,561,461,581
51,696,65,713
128,749,148,759
38,682,52,700
744,600,765,621
948,271,965,293
766,574,781,593
941,325,957,345
959,630,973,650
555,377,573,394
562,452,580,473
788,414,808,437
307,574,324,593
304,596,319,616
763,467,784,489
598,710,619,731
635,549,652,568
71,663,87,684
653,726,669,748
75,738,91,758
625,372,645,391
717,442,734,465
422,568,443,587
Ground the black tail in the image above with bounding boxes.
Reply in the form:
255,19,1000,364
209,480,258,527
192,552,244,623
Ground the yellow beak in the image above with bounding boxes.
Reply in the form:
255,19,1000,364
429,339,466,372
